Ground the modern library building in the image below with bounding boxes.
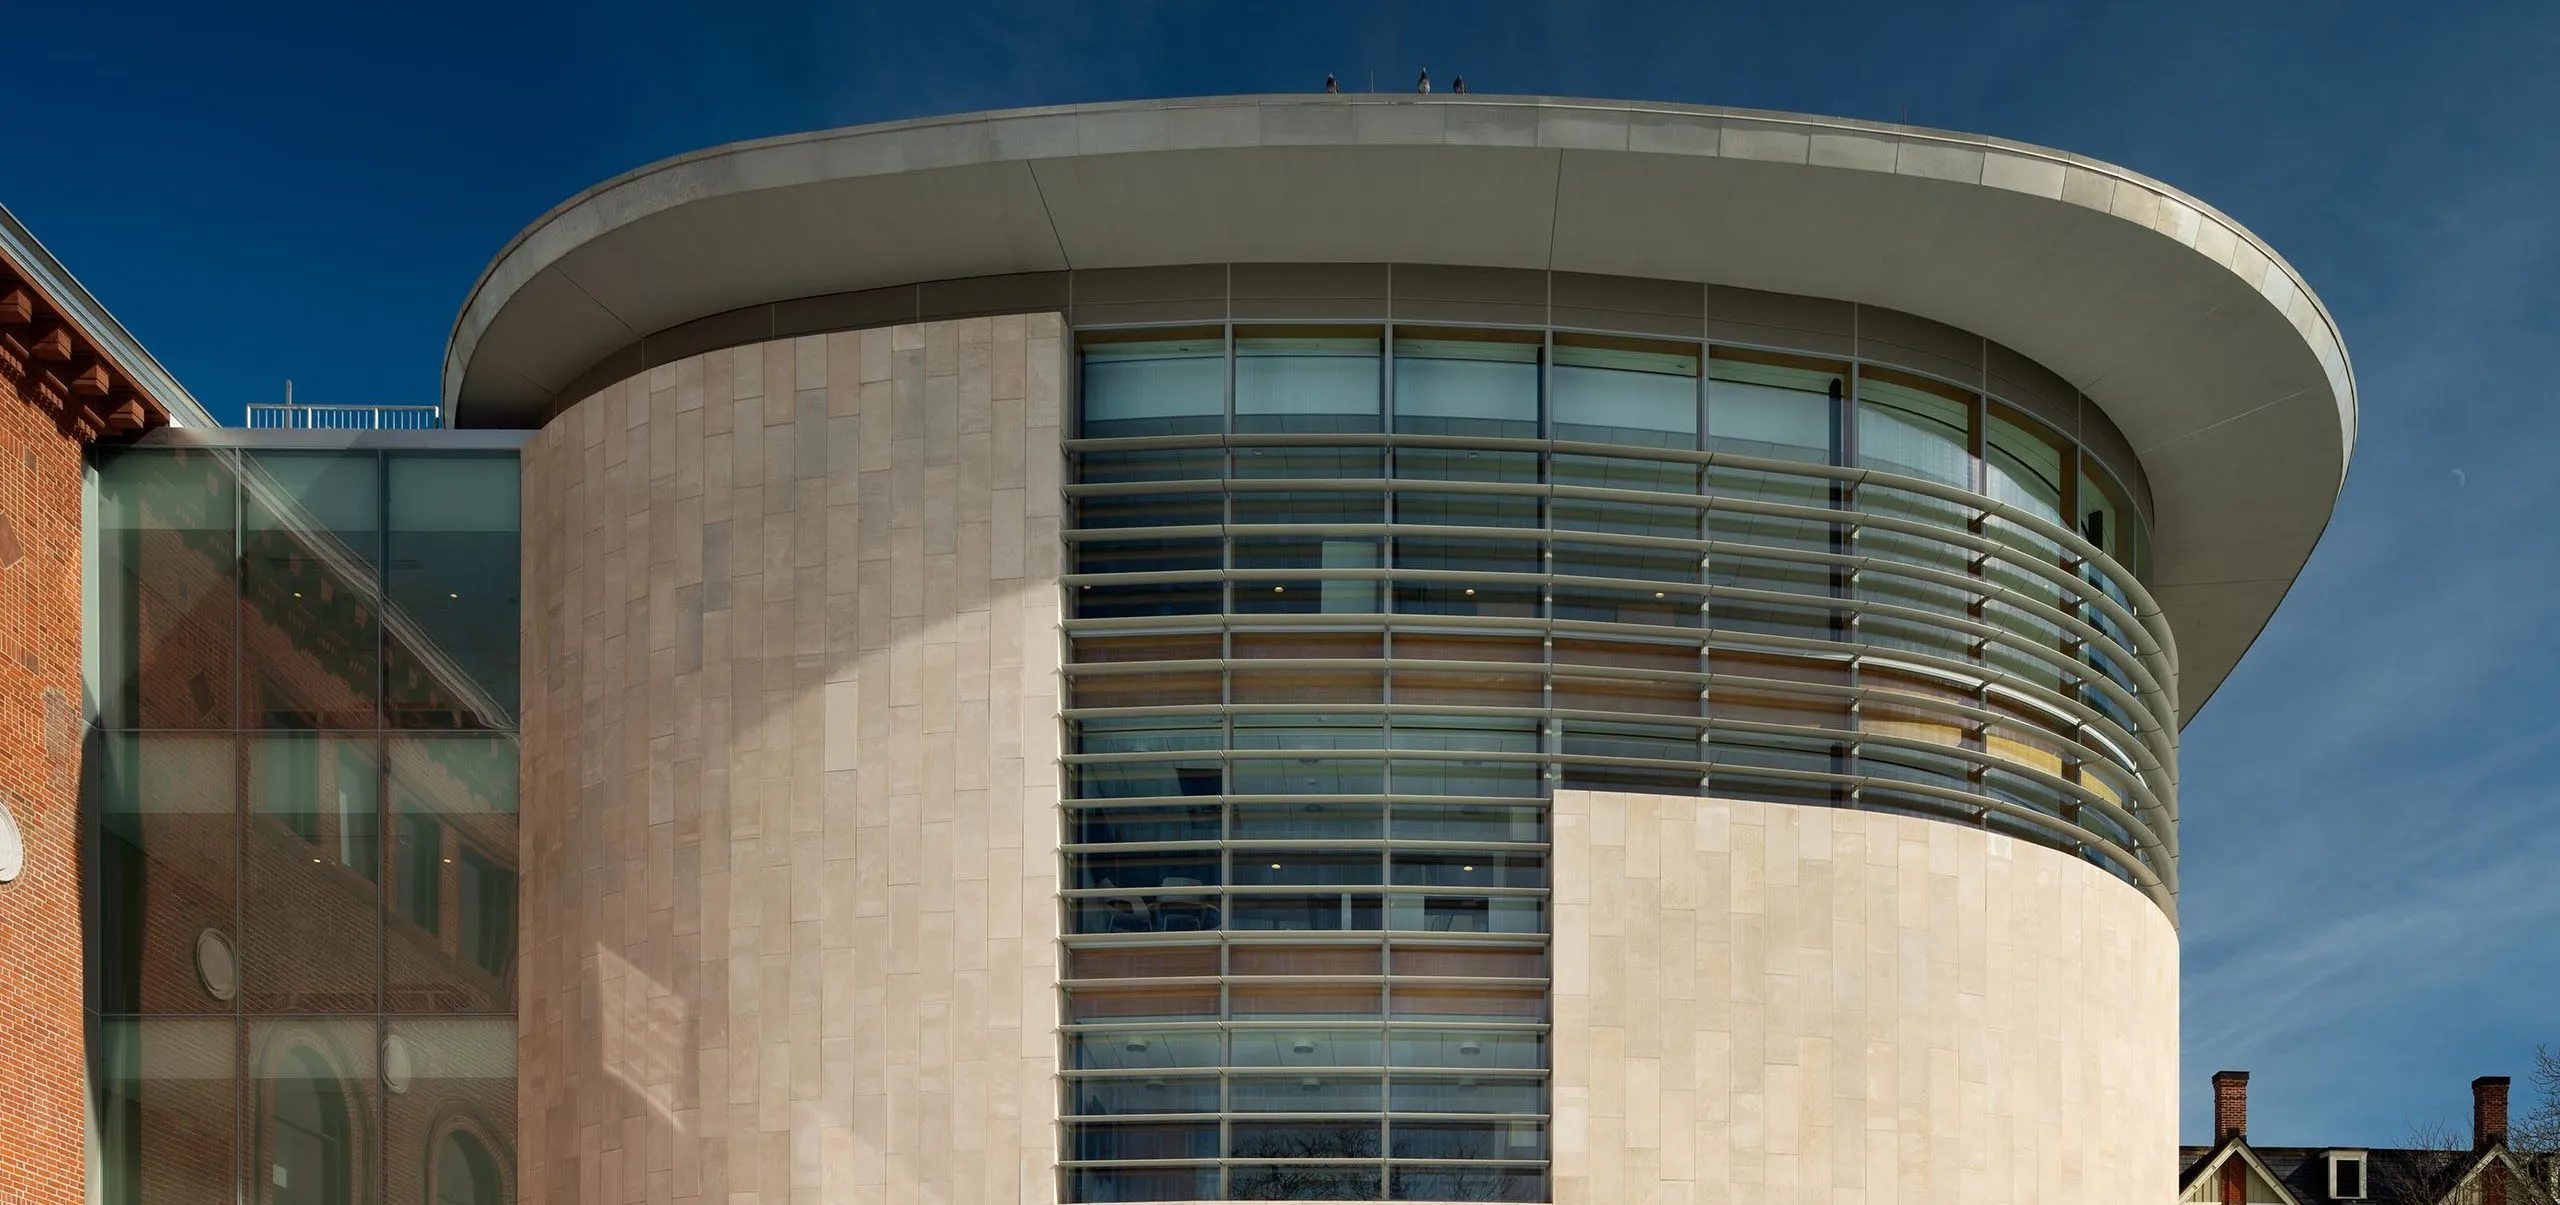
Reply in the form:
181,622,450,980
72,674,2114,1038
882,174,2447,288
3,94,2354,1204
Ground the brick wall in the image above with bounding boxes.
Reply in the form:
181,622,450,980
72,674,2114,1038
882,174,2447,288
0,368,93,1203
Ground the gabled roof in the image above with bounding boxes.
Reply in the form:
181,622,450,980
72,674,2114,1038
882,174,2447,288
2179,1135,2306,1204
2183,1138,2560,1205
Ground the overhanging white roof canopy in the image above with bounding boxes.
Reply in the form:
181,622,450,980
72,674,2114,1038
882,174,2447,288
445,95,2355,717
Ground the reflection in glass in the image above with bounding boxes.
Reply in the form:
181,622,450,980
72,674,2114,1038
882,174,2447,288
244,735,381,1013
95,443,521,1205
385,455,523,729
252,1021,374,1205
96,1019,238,1204
97,448,237,729
94,734,237,1014
240,451,381,730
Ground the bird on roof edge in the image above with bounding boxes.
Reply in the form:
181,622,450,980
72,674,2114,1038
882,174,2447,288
1418,68,1431,94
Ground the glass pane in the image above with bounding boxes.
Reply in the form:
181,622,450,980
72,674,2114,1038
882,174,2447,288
1068,1029,1222,1071
1391,1118,1547,1158
1709,354,1840,463
1391,805,1544,843
1066,1075,1221,1115
1065,986,1220,1022
1231,1121,1382,1159
1236,330,1381,434
1387,984,1545,1020
1230,1165,1383,1200
381,457,517,731
93,734,236,1014
240,451,381,730
1231,983,1385,1019
1078,448,1222,483
1066,1120,1219,1160
1232,945,1383,976
1081,334,1224,438
1232,802,1383,840
1235,851,1383,887
1388,1075,1542,1115
1388,1029,1546,1069
1857,373,1973,486
1066,945,1220,980
243,733,381,1012
1390,1164,1546,1201
1394,334,1539,438
1066,1166,1220,1202
1230,893,1383,932
1235,446,1383,480
1396,447,1538,484
385,736,518,1012
95,1019,238,1204
1553,339,1699,448
248,1018,378,1205
1231,1028,1384,1067
1987,410,2066,526
386,1018,515,1205
1232,1074,1384,1113
97,448,237,729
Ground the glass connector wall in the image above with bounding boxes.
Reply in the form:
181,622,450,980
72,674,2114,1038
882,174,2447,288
89,444,520,1205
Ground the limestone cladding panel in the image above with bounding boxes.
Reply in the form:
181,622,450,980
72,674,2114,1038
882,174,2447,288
1550,790,2178,1205
518,314,1068,1204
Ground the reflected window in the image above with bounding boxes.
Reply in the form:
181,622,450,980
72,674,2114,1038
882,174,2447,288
458,848,514,978
433,1130,504,1205
385,455,521,728
268,1048,350,1205
396,806,443,936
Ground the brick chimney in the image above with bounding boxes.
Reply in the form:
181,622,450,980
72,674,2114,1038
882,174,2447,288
2214,1070,2250,1141
2475,1075,2511,1149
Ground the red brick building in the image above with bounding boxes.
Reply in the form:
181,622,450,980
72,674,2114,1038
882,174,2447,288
0,204,193,1202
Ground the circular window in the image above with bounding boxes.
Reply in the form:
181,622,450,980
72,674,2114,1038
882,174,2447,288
194,929,236,1001
382,1033,414,1095
0,796,23,883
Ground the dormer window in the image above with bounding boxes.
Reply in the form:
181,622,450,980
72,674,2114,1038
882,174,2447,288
2327,1149,2368,1200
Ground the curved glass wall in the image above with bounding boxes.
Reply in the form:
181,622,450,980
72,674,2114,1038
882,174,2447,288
1059,323,2173,1202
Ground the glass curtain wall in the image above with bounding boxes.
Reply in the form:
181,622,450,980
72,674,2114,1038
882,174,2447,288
1060,321,2165,1201
91,444,521,1205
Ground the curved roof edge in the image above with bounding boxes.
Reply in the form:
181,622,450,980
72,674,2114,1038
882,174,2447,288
444,94,2357,717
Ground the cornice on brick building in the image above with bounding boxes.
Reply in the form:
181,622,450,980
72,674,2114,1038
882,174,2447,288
0,200,216,436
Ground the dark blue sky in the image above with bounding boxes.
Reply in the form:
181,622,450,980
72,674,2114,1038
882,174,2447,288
17,0,2559,1147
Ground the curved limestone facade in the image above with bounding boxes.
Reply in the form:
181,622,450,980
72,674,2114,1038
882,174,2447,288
482,95,2352,1205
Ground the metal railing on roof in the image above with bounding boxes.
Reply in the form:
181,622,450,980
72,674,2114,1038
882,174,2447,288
245,402,443,430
